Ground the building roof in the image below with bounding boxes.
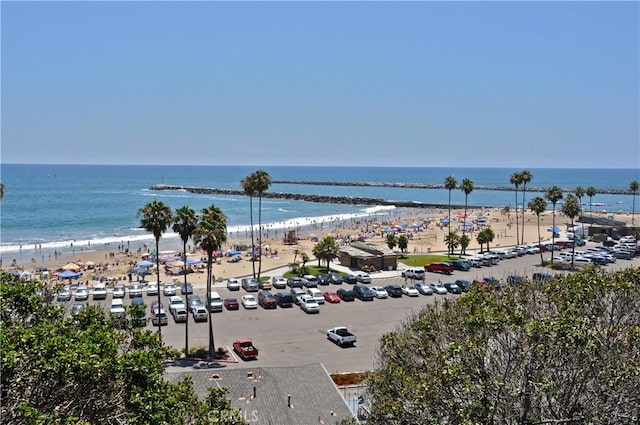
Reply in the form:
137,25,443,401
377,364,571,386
165,362,353,425
339,241,396,258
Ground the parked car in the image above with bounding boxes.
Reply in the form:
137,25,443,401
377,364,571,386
233,339,258,360
443,283,462,294
353,284,374,301
92,283,107,300
274,291,294,308
468,257,484,268
130,297,147,326
129,282,143,298
180,282,193,295
207,291,224,312
327,326,357,347
241,278,259,292
112,284,125,298
401,284,420,297
163,282,177,296
424,262,454,275
451,260,470,271
287,277,304,288
384,284,403,298
428,282,448,295
336,288,355,301
532,272,554,282
75,285,89,301
323,291,341,303
226,278,241,291
168,295,186,314
258,279,272,290
401,268,425,280
299,295,320,313
306,287,325,304
370,286,389,299
71,302,85,316
223,297,240,310
258,290,277,309
290,287,306,305
241,295,258,309
303,275,319,288
57,285,72,302
151,308,168,326
271,276,287,289
415,282,434,295
344,274,359,284
454,279,472,292
109,299,125,319
329,273,343,285
317,274,330,285
146,281,159,296
506,275,524,286
356,273,372,284
191,305,208,322
187,294,203,311
172,306,188,323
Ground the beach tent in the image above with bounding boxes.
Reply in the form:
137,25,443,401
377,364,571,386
62,262,81,271
57,270,80,279
226,249,242,257
137,260,154,267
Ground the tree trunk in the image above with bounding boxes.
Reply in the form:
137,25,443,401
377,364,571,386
183,240,189,356
155,237,162,340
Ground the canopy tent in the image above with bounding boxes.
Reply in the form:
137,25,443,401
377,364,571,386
176,258,201,265
62,262,81,271
136,260,154,267
131,267,151,276
57,270,80,279
225,249,242,257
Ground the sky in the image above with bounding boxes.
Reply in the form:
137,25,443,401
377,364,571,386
1,1,638,168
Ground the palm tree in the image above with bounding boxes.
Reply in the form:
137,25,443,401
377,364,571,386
545,186,563,265
193,205,227,357
586,186,596,225
476,231,487,253
630,180,639,225
460,178,474,238
510,172,522,245
252,170,272,279
444,232,460,256
138,200,173,339
444,176,457,236
562,194,581,269
312,236,339,270
520,170,532,244
528,196,546,265
172,205,198,356
240,174,257,278
574,186,585,237
459,234,470,256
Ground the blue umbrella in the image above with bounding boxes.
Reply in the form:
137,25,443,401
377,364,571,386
226,249,242,256
132,267,151,275
177,258,200,265
440,218,450,224
463,222,473,227
548,226,561,233
57,270,79,279
137,260,154,267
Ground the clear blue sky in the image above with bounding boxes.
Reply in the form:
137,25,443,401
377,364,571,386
2,1,638,168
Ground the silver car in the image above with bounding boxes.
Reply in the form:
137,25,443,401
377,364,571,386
74,285,89,301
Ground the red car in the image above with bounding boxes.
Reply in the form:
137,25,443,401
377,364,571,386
424,262,454,275
224,298,239,310
233,339,258,360
323,291,341,303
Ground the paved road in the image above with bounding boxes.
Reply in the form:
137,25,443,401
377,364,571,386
63,243,639,374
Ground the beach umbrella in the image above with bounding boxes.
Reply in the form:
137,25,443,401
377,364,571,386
463,222,473,227
226,249,242,256
176,257,200,265
384,228,395,233
548,226,561,233
137,260,154,267
440,218,450,224
132,267,151,276
57,270,80,279
476,217,487,223
62,262,81,271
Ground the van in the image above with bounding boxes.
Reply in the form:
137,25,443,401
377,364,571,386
274,291,293,308
207,291,223,313
258,290,277,309
401,268,425,280
306,288,325,304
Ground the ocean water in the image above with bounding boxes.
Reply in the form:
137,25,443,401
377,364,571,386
1,164,638,264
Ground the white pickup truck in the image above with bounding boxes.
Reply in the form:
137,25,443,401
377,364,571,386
327,326,357,347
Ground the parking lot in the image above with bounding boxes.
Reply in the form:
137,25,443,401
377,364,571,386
60,242,640,374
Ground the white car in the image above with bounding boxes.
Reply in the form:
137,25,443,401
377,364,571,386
110,299,125,319
356,273,372,284
112,284,126,298
168,295,186,314
401,284,420,297
226,278,241,291
75,285,89,301
57,285,72,302
428,282,448,295
146,282,159,296
271,276,287,289
129,282,143,298
241,295,258,309
163,282,177,296
92,283,107,300
299,295,320,314
370,286,389,299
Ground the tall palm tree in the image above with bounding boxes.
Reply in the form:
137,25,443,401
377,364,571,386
172,205,198,356
240,174,257,278
528,196,546,265
510,172,522,245
586,186,596,224
520,170,532,244
574,186,585,237
444,176,457,240
252,170,272,279
460,178,474,238
193,205,227,357
630,180,639,225
545,186,563,265
562,194,581,269
138,200,173,339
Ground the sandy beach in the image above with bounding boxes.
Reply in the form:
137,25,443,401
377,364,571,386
5,207,637,288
